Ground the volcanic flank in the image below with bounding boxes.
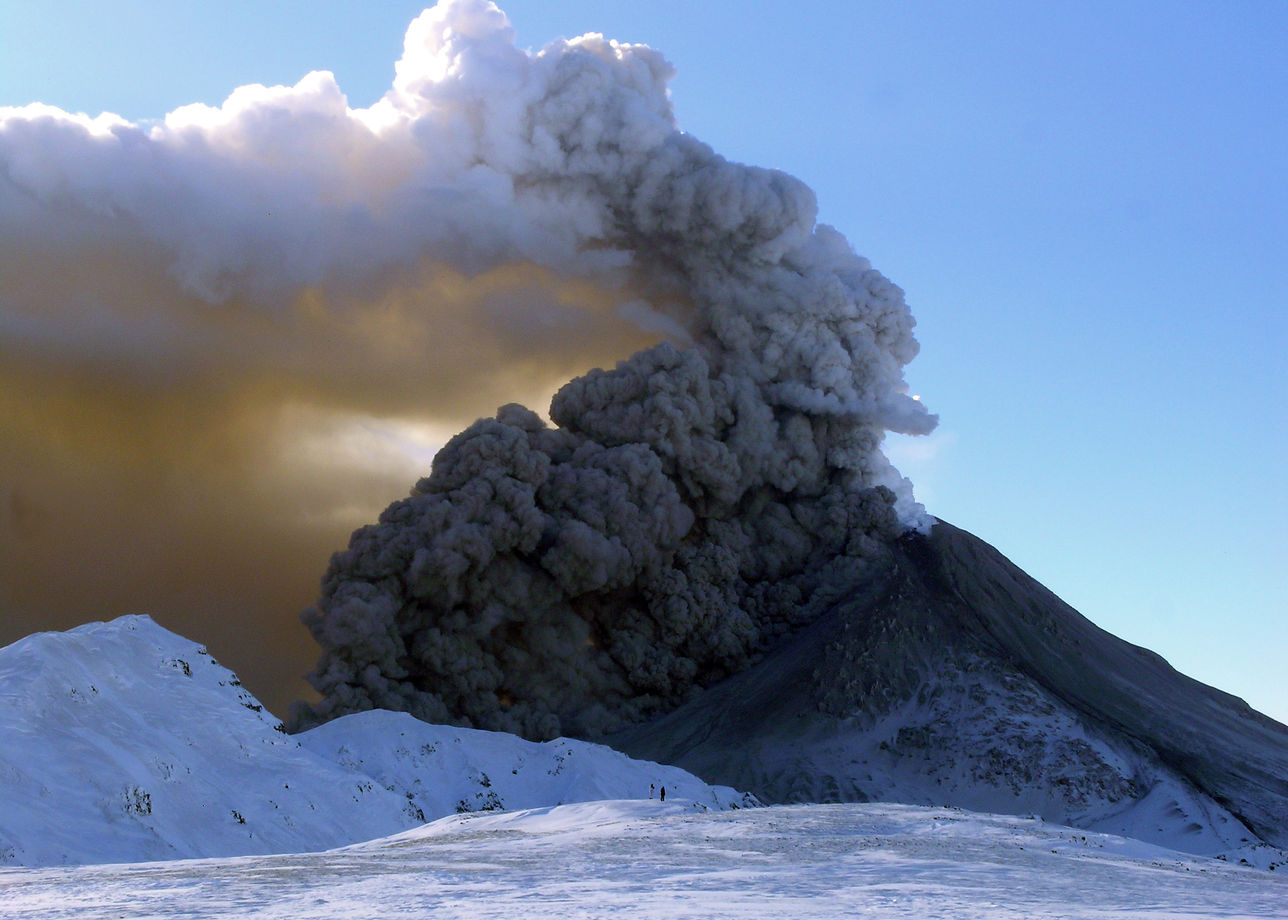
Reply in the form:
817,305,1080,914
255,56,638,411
608,521,1288,855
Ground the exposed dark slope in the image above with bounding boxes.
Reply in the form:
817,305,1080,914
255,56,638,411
608,520,1288,851
922,521,1288,845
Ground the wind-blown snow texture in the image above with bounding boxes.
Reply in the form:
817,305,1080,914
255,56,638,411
3,802,1285,919
0,616,748,867
287,0,935,744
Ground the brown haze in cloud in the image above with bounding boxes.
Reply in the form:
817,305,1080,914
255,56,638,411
3,271,659,708
1,0,933,719
0,99,662,713
0,256,661,714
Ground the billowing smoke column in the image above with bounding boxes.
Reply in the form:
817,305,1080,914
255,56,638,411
0,0,932,725
288,1,937,737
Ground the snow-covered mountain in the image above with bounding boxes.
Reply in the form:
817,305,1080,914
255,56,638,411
609,521,1288,866
0,616,751,867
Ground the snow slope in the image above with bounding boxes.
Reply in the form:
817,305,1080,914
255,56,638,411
299,709,755,821
1,802,1284,919
0,616,748,867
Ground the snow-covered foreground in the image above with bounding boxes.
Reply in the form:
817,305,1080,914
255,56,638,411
3,801,1284,920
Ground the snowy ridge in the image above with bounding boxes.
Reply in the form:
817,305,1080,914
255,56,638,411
0,616,751,867
299,710,755,822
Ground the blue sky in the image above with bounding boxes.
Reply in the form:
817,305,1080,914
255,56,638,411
2,1,1284,723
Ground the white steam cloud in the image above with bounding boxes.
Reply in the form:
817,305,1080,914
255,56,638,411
0,0,935,727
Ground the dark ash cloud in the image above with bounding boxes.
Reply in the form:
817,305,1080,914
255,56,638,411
287,1,935,737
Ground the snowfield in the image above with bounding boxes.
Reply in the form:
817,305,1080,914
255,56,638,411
2,801,1285,919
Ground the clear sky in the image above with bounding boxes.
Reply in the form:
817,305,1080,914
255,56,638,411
2,1,1284,723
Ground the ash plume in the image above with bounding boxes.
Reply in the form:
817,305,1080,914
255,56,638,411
1,0,931,723
284,1,936,736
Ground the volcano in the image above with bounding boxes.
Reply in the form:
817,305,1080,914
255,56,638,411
134,0,1282,864
606,520,1288,856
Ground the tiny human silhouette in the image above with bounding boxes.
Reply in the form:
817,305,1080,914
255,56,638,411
660,786,665,802
649,783,655,799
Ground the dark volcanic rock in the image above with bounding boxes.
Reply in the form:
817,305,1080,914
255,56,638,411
607,520,1288,854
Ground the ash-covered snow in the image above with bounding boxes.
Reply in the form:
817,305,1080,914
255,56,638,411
1,802,1284,919
0,616,749,867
